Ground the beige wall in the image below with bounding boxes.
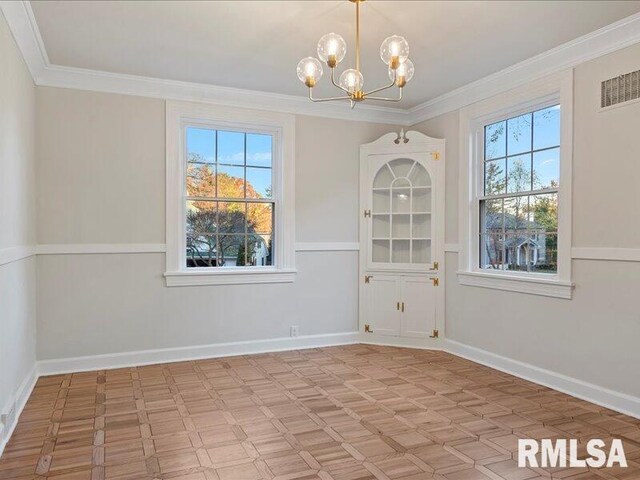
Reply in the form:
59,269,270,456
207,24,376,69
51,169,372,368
0,11,36,427
35,87,393,359
412,43,640,398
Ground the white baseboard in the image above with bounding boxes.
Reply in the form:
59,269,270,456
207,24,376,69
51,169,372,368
37,331,361,376
443,339,640,419
0,364,38,458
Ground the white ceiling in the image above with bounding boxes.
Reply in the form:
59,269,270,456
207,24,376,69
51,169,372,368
30,1,640,109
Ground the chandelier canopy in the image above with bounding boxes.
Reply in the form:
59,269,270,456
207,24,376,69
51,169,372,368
296,0,414,108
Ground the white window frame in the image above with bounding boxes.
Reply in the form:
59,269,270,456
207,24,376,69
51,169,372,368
457,71,574,299
165,101,296,286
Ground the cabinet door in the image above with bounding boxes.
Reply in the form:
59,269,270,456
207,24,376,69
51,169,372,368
400,276,436,338
365,275,401,336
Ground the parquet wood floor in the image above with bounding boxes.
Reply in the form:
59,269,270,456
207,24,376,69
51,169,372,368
1,345,639,480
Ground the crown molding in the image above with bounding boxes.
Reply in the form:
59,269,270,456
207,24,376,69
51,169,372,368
2,2,640,126
407,12,640,125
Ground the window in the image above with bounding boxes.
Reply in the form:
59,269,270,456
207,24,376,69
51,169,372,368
185,128,275,268
165,101,295,286
457,71,573,299
480,105,560,274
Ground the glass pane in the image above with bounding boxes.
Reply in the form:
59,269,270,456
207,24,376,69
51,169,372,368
391,240,410,263
484,159,506,195
247,202,273,235
481,198,503,233
246,134,272,167
218,234,245,267
217,165,245,198
533,105,560,150
412,213,430,238
186,200,217,236
412,188,431,212
373,189,390,213
480,234,504,270
530,193,558,233
412,240,430,264
533,148,560,189
504,196,529,231
393,178,411,188
217,131,245,165
372,240,390,263
392,189,411,213
186,163,216,197
504,232,532,272
409,163,430,187
530,233,557,273
389,158,414,178
485,120,506,160
507,113,532,155
218,201,246,235
372,214,390,239
391,214,410,238
506,154,532,193
373,164,394,188
187,127,215,164
246,167,272,199
248,234,272,266
186,234,217,268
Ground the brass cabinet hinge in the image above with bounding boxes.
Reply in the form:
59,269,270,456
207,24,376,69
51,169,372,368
431,151,440,161
429,329,439,338
364,209,371,218
364,275,373,284
364,324,373,333
432,261,439,271
431,277,439,287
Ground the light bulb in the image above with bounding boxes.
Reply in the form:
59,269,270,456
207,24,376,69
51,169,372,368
317,33,347,68
380,35,409,70
296,57,323,88
389,59,414,87
339,69,364,94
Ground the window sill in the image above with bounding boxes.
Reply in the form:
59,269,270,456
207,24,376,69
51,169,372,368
457,270,574,299
164,268,297,287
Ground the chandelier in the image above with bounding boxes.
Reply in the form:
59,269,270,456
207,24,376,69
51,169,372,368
296,0,414,108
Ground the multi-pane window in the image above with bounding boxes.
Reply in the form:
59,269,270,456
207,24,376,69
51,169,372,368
480,105,560,273
185,127,274,268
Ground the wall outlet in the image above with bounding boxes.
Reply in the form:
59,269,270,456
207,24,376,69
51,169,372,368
290,325,299,337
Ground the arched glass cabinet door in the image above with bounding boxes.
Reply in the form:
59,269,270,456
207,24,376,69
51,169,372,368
371,158,432,267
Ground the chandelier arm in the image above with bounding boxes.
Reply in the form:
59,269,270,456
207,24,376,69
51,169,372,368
363,79,397,97
364,89,403,102
309,89,353,103
330,68,351,94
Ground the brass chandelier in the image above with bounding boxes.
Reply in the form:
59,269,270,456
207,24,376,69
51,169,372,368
296,0,414,108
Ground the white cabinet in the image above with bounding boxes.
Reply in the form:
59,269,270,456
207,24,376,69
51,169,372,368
359,131,445,342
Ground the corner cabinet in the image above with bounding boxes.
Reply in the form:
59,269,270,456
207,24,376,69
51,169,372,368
359,131,445,345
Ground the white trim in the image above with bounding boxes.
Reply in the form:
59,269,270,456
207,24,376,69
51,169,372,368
444,243,459,253
0,245,36,266
164,268,297,287
37,243,166,255
0,364,37,458
457,270,574,300
408,12,640,124
457,71,573,298
295,242,359,252
3,2,640,125
37,332,360,376
444,339,640,420
572,247,640,263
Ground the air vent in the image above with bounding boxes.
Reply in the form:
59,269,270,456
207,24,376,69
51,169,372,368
601,70,640,108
